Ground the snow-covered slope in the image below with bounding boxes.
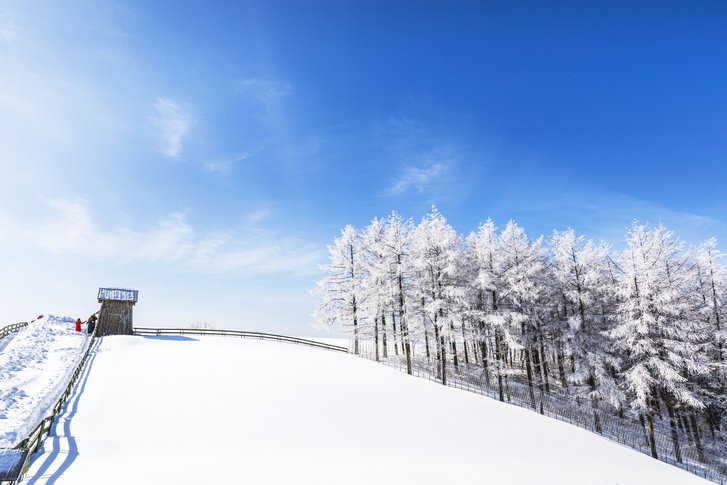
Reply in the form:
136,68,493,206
26,335,708,484
0,316,88,447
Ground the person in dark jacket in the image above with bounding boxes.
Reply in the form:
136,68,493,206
87,314,97,334
75,318,82,332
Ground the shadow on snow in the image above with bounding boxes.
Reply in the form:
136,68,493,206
25,338,101,484
141,335,199,342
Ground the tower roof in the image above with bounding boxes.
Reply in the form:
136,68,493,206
98,287,139,303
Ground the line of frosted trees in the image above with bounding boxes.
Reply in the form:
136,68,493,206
314,208,726,460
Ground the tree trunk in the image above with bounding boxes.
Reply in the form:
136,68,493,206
433,323,441,379
424,327,431,359
399,273,412,375
538,337,550,393
524,346,536,409
479,321,489,383
690,412,706,462
374,316,379,362
391,311,399,356
647,411,658,459
381,312,388,358
709,262,724,362
495,329,504,401
461,322,469,365
592,408,602,434
450,322,459,370
557,348,567,387
640,414,649,448
397,272,411,375
440,333,447,386
664,399,682,463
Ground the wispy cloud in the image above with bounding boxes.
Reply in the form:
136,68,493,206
244,207,273,223
374,116,478,200
0,15,20,47
151,97,191,159
387,162,449,195
236,77,292,102
0,199,322,276
204,151,256,174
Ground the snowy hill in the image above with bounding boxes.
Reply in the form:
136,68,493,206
24,335,709,484
0,316,88,447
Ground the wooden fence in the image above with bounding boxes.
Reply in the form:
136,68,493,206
0,322,28,341
133,327,348,353
10,324,716,483
1,325,346,484
0,327,97,485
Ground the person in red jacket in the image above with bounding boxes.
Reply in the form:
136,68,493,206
75,318,82,332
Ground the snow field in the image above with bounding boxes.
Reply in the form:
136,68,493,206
0,316,88,447
24,335,709,484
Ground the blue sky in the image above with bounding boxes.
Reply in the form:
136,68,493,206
1,1,725,334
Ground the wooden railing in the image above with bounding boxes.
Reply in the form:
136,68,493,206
0,322,28,340
0,330,97,485
2,325,347,484
133,327,348,353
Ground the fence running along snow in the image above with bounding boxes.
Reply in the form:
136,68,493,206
354,341,727,485
0,322,97,485
5,323,718,482
1,325,347,484
0,322,27,341
134,326,727,482
132,327,348,353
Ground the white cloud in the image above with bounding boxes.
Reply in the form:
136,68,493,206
204,161,231,173
245,208,273,223
204,152,252,173
0,15,20,46
0,199,322,276
387,162,449,195
376,117,467,198
151,97,191,158
236,77,292,102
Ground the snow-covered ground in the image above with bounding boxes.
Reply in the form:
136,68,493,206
0,316,88,447
24,335,709,485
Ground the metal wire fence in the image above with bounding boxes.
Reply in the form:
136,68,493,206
355,342,727,484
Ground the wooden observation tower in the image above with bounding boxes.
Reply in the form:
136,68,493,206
97,287,139,336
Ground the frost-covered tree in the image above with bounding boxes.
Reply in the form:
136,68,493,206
410,207,464,385
380,211,415,374
315,211,727,466
549,229,623,424
611,223,710,459
695,238,726,369
693,238,727,438
466,219,509,398
313,225,366,354
497,221,549,405
360,218,389,361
